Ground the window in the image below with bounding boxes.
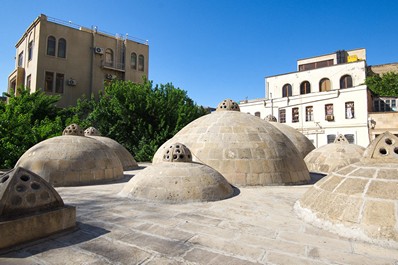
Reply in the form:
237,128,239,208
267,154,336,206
138,54,144,71
105,49,113,66
279,109,286,123
345,102,355,119
300,81,311,94
305,106,313,121
327,134,336,144
325,104,334,121
28,41,33,61
55,73,64,93
292,108,299,123
254,112,260,118
319,78,331,92
340,75,353,89
131,52,137,69
298,59,333,71
26,75,31,89
282,84,292,97
373,98,398,112
18,51,23,67
325,104,333,115
58,38,66,58
47,36,56,56
344,134,355,144
45,71,54,92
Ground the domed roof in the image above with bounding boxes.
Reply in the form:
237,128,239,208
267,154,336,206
295,132,398,247
0,167,64,220
153,100,310,186
120,143,234,203
304,134,365,174
85,127,138,170
268,121,315,158
16,125,124,187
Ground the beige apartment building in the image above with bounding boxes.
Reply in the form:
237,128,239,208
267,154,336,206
8,14,149,107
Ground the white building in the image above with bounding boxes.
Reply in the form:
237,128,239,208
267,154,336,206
240,48,371,148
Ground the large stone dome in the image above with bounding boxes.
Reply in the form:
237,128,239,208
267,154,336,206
295,132,398,248
16,125,124,186
304,134,365,175
153,101,310,186
84,127,139,170
268,120,315,158
120,143,234,203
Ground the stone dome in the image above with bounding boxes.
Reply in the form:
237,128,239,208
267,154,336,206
16,126,124,187
304,134,365,175
84,127,138,170
63,123,84,136
268,121,315,158
153,102,310,186
295,132,398,248
0,167,64,220
216,98,240,112
120,143,234,203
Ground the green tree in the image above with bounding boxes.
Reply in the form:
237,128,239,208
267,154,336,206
0,87,64,168
84,80,208,161
365,72,398,96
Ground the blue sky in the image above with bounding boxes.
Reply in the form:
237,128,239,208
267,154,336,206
1,0,398,107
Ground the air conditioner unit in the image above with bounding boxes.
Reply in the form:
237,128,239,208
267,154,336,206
325,115,334,121
67,79,77,86
94,47,104,54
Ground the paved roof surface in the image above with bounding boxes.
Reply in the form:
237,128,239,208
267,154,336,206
1,163,397,264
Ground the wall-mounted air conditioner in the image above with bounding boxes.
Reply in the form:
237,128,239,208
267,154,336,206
67,79,77,86
94,47,104,54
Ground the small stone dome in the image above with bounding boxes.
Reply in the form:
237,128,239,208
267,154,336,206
84,127,101,136
63,123,84,136
85,127,138,170
216,99,240,112
264,115,277,122
16,126,124,186
0,167,64,220
153,110,310,186
268,121,315,158
120,144,234,203
295,132,398,248
304,134,365,175
162,143,192,162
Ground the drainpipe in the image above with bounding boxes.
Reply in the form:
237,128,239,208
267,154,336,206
89,27,96,97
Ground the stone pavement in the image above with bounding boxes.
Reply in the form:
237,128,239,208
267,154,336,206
1,164,398,265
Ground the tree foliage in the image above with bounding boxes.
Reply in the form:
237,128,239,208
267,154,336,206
0,88,65,168
0,80,208,168
365,72,398,97
83,80,209,161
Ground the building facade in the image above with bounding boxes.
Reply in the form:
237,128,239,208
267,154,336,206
8,14,149,107
240,48,371,148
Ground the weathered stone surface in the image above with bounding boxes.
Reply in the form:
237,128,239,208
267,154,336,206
269,121,315,158
119,161,234,203
304,134,365,175
16,134,124,187
1,166,396,264
296,132,398,247
152,107,309,186
84,126,138,170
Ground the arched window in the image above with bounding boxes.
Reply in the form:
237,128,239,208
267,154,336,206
319,78,331,92
47,36,56,56
300,81,311,94
131,52,137,69
105,49,113,66
254,112,260,118
138,54,144,71
282,84,292,97
58,38,66,58
340,75,353,89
